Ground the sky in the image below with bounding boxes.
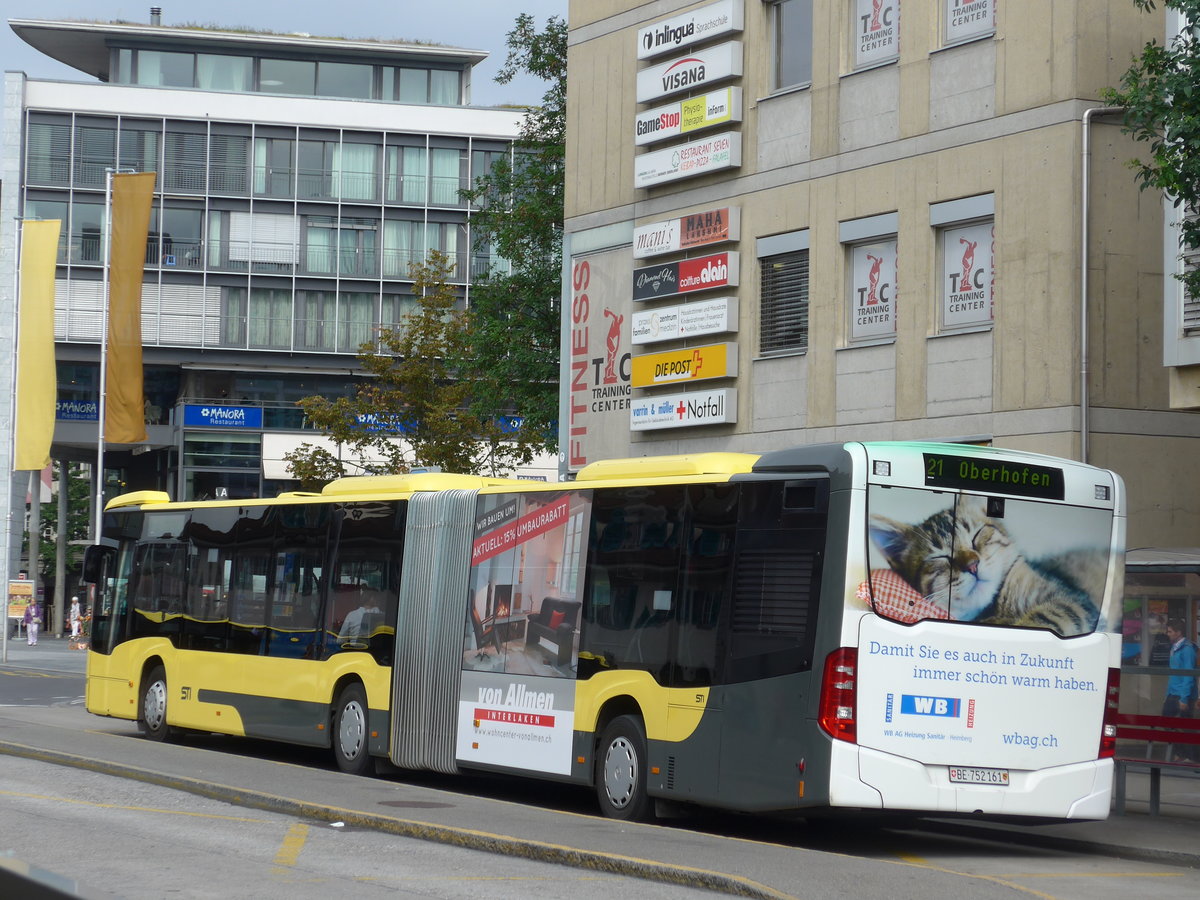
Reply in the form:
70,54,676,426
0,1,568,106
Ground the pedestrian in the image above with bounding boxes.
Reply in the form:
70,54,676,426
70,596,82,639
1163,618,1198,762
23,599,42,646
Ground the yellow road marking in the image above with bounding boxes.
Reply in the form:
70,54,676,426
995,872,1187,879
0,788,266,823
273,823,310,868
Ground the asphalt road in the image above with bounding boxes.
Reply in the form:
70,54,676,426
2,650,1199,900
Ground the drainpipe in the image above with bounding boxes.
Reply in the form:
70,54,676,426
1080,106,1124,465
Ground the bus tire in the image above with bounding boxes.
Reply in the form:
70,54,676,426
332,683,372,776
596,715,652,821
138,665,171,742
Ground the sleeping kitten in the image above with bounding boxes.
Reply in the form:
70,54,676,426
869,496,1101,635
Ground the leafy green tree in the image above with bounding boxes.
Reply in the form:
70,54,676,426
461,13,566,453
284,252,535,488
1105,0,1200,299
39,461,91,575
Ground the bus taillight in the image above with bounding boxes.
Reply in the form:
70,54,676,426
819,647,858,743
1099,667,1120,759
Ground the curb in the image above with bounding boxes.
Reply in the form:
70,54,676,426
0,739,798,900
914,818,1200,870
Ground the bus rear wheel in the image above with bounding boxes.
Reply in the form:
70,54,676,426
596,715,652,821
138,665,171,742
332,683,373,775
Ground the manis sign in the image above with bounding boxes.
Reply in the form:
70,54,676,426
633,207,739,259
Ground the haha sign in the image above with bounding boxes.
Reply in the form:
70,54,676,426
633,207,739,259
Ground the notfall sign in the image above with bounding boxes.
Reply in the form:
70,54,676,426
630,388,737,431
630,342,738,388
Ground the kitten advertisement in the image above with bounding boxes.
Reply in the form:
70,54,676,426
861,488,1114,635
852,486,1118,773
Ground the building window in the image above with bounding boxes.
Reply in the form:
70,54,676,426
317,62,374,99
304,217,379,278
254,137,295,197
847,240,897,342
758,230,810,355
769,0,813,92
209,134,249,194
197,54,253,91
260,59,316,96
852,0,899,69
429,148,467,206
24,199,68,264
135,50,195,87
26,121,71,186
1183,205,1200,333
392,68,462,105
69,199,105,264
383,220,423,278
939,222,993,330
333,143,379,201
163,131,207,193
74,124,115,189
931,194,995,332
839,213,898,343
295,290,337,352
119,124,160,175
386,145,428,205
338,292,377,352
943,0,995,46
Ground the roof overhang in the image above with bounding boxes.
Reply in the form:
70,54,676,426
9,18,488,82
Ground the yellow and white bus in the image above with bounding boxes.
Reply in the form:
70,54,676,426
84,441,1125,820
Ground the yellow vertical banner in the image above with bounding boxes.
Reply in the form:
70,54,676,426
15,219,62,471
107,171,155,445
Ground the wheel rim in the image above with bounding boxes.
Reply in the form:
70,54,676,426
603,735,637,809
145,679,167,732
339,699,366,760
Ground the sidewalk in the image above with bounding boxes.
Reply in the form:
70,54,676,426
2,634,1198,885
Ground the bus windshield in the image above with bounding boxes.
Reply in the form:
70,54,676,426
864,486,1115,636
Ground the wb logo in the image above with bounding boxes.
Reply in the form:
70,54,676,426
900,695,961,718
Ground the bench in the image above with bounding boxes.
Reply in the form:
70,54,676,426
1113,713,1200,815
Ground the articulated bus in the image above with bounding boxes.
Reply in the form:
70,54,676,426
83,442,1125,820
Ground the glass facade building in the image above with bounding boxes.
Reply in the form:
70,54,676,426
2,16,533,504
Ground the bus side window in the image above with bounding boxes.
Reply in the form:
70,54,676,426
581,485,685,683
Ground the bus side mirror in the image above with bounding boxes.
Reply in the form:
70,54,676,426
82,545,114,584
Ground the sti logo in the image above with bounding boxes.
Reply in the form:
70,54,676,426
900,695,961,718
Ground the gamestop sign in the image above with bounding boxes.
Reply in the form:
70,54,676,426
633,251,740,301
636,42,743,103
630,388,737,431
635,132,742,189
635,87,742,146
637,0,744,61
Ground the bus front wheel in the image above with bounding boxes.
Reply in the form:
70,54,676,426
332,683,373,776
138,665,171,742
596,715,652,821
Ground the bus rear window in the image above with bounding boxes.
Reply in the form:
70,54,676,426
862,487,1115,636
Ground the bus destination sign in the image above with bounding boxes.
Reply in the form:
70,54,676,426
922,452,1065,500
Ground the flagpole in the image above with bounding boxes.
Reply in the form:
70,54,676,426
3,217,22,665
94,170,115,544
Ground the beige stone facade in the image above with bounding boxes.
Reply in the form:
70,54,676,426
562,0,1200,546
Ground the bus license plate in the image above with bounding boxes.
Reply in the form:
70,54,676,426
949,766,1009,785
